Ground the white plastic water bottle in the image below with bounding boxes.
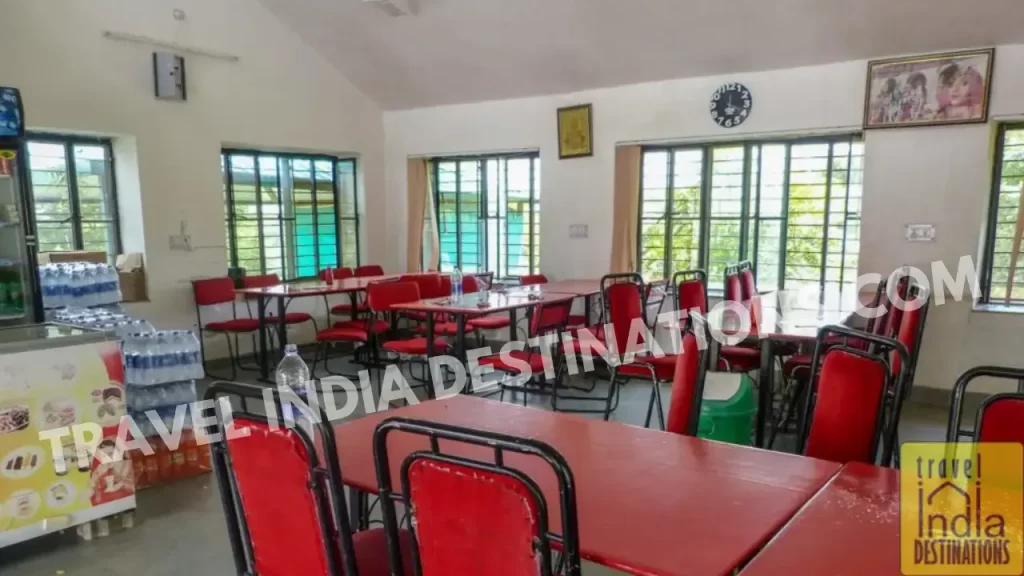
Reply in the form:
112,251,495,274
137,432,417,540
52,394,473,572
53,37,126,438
452,267,463,299
276,344,312,431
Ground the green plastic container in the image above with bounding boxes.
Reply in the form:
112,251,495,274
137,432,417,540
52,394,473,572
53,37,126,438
697,373,757,446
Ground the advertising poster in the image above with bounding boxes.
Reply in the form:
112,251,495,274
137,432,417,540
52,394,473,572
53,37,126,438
0,340,135,547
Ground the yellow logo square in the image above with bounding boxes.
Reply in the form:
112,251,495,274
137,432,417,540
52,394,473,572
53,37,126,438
901,442,1024,575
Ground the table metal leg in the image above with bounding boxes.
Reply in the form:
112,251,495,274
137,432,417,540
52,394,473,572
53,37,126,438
276,296,287,357
425,313,436,400
755,338,774,448
584,295,592,326
257,296,269,382
509,308,517,343
708,335,721,373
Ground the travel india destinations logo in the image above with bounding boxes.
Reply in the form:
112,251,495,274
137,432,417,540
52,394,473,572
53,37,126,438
901,443,1024,575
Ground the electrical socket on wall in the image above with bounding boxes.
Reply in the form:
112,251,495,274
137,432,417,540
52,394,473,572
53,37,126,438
569,224,589,239
905,224,936,242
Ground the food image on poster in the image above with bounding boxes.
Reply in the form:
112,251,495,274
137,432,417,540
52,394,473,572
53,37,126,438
94,387,124,428
40,397,77,430
6,490,40,521
0,403,29,434
1,446,43,480
46,481,75,510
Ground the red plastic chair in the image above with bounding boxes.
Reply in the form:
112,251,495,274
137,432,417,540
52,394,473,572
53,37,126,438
798,326,909,466
946,366,1024,444
355,264,385,278
477,297,573,402
739,269,757,301
464,275,512,342
665,326,709,436
367,281,449,398
672,269,760,373
192,277,261,381
373,418,582,576
320,267,354,282
313,279,394,379
206,382,415,576
724,262,744,303
891,284,930,399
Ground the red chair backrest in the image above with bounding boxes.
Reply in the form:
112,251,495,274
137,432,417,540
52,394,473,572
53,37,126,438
463,275,480,294
884,275,910,337
406,458,545,575
805,350,888,464
725,273,743,303
242,274,281,289
193,277,237,306
666,332,704,436
226,418,336,576
520,274,548,286
977,396,1024,444
605,281,646,357
440,275,452,295
367,281,420,313
355,265,385,277
402,273,444,300
739,269,757,301
320,267,354,281
677,279,707,315
530,298,572,337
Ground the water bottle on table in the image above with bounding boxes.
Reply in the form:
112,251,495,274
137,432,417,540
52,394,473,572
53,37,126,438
452,267,463,300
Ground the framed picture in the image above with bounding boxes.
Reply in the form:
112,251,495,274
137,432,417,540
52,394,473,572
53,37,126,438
557,104,593,159
864,48,995,129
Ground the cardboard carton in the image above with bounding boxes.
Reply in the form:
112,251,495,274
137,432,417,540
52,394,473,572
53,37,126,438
116,253,147,302
40,251,108,264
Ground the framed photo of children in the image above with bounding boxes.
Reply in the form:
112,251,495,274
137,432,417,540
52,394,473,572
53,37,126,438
557,104,593,159
864,48,995,129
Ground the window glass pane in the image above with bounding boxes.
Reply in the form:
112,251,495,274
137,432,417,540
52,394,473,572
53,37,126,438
707,146,745,290
431,154,540,277
223,152,355,279
27,139,118,256
988,127,1024,302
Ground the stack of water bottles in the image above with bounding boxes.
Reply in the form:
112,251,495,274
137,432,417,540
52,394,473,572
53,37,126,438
40,263,123,309
39,262,121,309
123,330,205,386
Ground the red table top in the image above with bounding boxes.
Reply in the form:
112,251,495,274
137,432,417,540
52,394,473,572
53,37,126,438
740,463,899,576
391,290,575,315
334,396,842,576
233,274,403,298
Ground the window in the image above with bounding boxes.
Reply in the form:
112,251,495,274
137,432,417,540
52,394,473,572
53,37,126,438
981,124,1024,304
639,135,863,296
26,136,120,256
222,150,359,280
432,153,540,277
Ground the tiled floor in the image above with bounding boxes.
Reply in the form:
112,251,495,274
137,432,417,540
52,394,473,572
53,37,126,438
0,354,949,576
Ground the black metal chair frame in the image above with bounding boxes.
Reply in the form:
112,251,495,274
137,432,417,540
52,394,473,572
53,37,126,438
204,381,360,576
487,297,574,405
797,325,910,466
373,417,582,576
945,365,1024,443
192,282,263,382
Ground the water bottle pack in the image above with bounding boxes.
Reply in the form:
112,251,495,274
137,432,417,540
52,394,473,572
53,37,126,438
40,262,123,309
128,406,194,439
124,330,205,386
128,381,197,412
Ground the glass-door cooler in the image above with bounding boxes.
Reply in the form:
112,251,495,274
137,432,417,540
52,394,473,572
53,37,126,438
0,87,42,326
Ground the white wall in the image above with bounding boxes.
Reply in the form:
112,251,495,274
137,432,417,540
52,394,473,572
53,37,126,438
0,0,386,357
383,45,1024,392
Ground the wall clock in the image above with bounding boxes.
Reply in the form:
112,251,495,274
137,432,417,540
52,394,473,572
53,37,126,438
710,83,752,128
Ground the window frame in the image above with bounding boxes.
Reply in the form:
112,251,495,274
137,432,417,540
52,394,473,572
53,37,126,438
638,133,863,293
221,148,360,281
980,122,1024,305
430,151,541,279
26,132,122,255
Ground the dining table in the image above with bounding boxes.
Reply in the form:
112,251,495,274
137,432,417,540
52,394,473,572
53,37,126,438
234,274,403,381
390,287,577,360
739,462,901,575
334,395,842,576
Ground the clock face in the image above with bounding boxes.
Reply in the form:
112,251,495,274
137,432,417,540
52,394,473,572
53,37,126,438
711,83,752,128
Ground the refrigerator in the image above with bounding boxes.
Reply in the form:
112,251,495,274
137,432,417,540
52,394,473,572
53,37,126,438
0,87,42,326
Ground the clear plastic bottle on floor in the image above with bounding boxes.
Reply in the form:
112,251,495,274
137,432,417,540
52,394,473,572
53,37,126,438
276,344,312,431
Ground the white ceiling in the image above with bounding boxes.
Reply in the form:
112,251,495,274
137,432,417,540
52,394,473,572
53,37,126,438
259,0,1024,110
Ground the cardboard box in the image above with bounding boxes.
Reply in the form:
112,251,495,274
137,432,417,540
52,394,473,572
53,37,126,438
116,253,148,303
40,251,108,264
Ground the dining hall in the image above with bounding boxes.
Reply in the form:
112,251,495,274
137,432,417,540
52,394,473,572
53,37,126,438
2,1,1024,575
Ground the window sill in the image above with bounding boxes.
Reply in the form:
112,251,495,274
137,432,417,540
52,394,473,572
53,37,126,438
972,303,1024,315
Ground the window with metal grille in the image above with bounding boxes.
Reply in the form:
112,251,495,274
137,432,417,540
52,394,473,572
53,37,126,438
981,124,1024,305
26,136,121,258
222,150,359,280
431,153,540,278
639,134,863,296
